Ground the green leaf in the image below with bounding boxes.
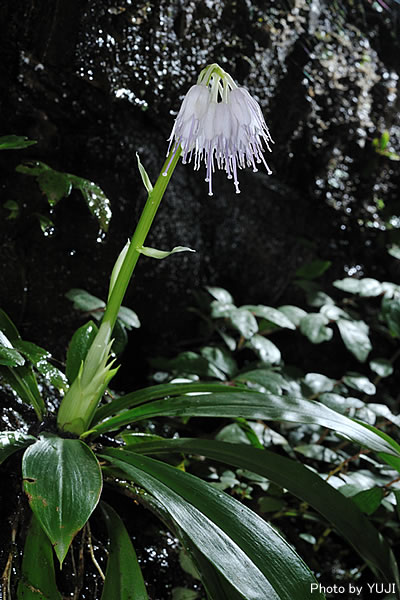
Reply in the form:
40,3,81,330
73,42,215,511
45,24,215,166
66,320,99,384
369,358,394,378
17,514,62,600
0,364,45,420
117,306,141,330
210,301,237,318
235,369,284,394
388,244,400,260
136,153,153,193
242,305,296,330
87,390,400,458
0,134,36,150
101,449,324,600
93,381,239,424
381,295,400,337
66,288,105,314
205,286,234,304
22,433,102,565
0,308,21,340
228,308,258,339
299,314,333,343
13,340,68,391
304,373,336,394
295,259,331,280
69,176,112,232
245,335,281,365
138,245,196,259
123,438,399,585
278,305,307,327
336,319,372,362
200,346,237,377
37,169,72,206
333,278,361,294
258,496,286,513
181,534,245,600
101,502,148,600
0,431,37,465
150,351,226,380
351,487,384,516
172,588,200,600
343,373,376,395
358,278,383,297
0,342,25,367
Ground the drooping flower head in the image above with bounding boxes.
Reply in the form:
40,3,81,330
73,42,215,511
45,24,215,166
165,63,273,196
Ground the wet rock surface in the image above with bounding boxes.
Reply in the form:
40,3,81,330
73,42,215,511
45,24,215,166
1,1,400,367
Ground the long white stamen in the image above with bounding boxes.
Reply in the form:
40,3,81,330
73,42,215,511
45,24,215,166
167,65,273,195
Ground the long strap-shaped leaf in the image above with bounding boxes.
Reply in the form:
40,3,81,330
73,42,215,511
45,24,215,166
122,437,400,587
101,502,148,600
100,448,325,600
92,382,243,424
181,531,248,600
87,392,400,458
17,513,62,600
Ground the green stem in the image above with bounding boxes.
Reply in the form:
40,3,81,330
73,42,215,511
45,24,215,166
102,147,182,332
57,147,181,435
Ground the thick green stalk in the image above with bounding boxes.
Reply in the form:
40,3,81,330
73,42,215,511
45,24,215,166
57,147,181,435
102,147,182,332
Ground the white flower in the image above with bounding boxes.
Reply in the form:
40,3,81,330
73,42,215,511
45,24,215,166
165,63,273,196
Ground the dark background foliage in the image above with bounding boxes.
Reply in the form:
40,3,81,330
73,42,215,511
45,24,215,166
1,0,400,380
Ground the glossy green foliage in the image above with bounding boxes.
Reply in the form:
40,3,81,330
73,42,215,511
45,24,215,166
101,502,149,600
0,135,36,150
0,431,37,465
101,449,324,600
65,289,140,356
16,160,112,231
17,514,62,600
0,309,46,419
123,437,399,586
87,389,400,458
22,433,102,565
66,320,99,383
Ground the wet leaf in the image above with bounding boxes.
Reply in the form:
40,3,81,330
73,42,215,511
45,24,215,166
101,449,323,600
37,169,72,206
245,335,281,365
22,433,102,565
101,502,148,600
369,358,393,378
0,343,25,367
381,295,400,337
343,373,376,395
242,305,296,330
17,514,62,600
336,319,372,362
70,177,112,232
117,306,141,330
205,286,234,304
66,288,105,313
66,320,99,384
300,313,333,343
0,431,37,465
278,305,307,327
228,308,258,339
0,134,36,150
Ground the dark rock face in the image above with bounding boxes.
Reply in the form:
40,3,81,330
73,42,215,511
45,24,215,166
0,0,399,372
